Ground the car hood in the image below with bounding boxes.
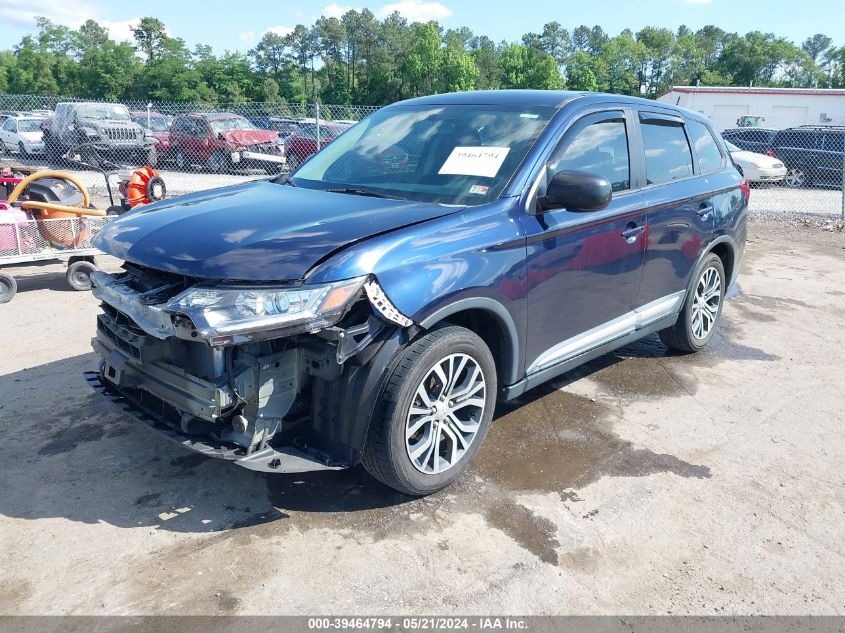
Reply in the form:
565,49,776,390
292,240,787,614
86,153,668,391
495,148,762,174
93,181,462,281
731,150,782,168
219,129,279,147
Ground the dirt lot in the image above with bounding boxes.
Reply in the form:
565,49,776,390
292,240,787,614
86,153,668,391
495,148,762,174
0,220,843,615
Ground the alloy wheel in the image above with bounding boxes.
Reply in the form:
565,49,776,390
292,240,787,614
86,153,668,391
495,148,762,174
405,353,486,475
784,168,806,188
691,266,721,340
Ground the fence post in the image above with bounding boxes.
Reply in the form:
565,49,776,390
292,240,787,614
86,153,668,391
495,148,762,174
841,148,844,220
315,102,321,151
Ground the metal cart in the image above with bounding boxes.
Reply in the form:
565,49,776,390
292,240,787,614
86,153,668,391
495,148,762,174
0,214,111,303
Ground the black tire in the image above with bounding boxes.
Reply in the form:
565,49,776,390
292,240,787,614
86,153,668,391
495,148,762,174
79,145,99,169
207,150,230,173
144,146,158,168
783,166,809,188
175,149,189,171
0,272,17,303
362,325,497,496
659,252,726,353
45,134,63,165
66,260,98,291
18,141,27,157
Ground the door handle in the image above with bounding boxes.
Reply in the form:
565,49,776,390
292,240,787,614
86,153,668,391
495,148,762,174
621,223,646,244
697,203,714,218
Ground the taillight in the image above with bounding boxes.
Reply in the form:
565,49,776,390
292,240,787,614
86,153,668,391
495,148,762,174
766,149,775,157
740,179,750,203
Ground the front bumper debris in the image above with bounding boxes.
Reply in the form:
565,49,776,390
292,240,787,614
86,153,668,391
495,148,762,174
86,371,344,474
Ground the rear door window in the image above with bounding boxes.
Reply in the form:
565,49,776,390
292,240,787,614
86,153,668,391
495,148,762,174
640,120,694,185
686,121,724,174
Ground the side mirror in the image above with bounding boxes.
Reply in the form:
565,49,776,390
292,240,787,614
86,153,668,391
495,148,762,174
536,170,612,213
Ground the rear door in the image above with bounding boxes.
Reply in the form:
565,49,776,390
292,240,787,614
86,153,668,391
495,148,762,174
819,130,844,185
520,108,648,373
633,112,716,308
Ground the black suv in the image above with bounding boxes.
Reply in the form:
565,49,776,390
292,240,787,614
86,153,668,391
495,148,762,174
769,126,845,188
721,128,777,155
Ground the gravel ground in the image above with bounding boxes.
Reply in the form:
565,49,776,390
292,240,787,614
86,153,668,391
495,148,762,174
0,220,843,616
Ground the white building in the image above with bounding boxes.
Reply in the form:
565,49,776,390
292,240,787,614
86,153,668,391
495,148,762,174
657,86,845,130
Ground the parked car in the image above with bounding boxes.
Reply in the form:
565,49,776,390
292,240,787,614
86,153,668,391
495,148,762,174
0,115,47,156
42,102,157,168
284,122,351,168
725,141,786,185
131,111,174,161
769,125,845,188
249,116,307,139
721,128,777,155
88,90,747,496
169,112,286,173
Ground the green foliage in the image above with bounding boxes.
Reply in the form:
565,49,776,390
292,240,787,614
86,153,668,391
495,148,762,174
0,14,842,106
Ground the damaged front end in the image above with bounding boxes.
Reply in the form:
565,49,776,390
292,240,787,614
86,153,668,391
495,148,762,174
87,265,414,473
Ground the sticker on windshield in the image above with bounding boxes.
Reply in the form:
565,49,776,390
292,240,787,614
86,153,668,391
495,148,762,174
438,146,510,178
468,184,489,195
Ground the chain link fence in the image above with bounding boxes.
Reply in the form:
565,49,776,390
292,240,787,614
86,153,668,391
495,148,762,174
711,113,844,220
0,94,379,204
1,94,842,219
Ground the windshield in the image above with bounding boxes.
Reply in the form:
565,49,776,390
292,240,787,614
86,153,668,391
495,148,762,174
725,140,740,152
136,115,173,132
209,116,258,133
76,103,130,121
18,119,44,133
290,104,555,205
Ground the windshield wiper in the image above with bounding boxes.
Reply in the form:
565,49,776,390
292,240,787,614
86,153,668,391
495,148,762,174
325,187,395,199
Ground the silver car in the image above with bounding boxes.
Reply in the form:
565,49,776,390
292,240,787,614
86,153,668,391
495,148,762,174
0,116,46,156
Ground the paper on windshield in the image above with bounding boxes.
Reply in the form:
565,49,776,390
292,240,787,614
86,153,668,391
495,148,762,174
438,146,510,178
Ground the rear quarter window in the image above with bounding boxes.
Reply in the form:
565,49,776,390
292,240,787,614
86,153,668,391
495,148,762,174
775,130,817,149
822,132,844,153
641,121,694,185
686,121,724,174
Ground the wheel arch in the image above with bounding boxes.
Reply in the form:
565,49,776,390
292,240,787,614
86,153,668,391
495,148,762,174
706,236,736,288
418,298,520,387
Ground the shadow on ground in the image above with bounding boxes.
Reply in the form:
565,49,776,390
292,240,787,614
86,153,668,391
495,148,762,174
0,323,772,537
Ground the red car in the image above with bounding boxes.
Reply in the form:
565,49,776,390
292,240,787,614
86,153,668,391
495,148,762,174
130,111,173,162
169,113,286,173
285,123,350,169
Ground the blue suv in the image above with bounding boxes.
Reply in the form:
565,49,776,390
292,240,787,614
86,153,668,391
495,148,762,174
89,90,747,495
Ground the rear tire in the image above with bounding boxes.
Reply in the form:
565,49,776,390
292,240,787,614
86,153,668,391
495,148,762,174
659,253,725,353
362,325,497,496
0,272,17,303
66,260,98,291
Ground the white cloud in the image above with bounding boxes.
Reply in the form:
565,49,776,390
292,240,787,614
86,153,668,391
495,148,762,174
0,0,96,28
322,3,359,18
376,0,452,21
239,30,257,44
267,25,293,37
100,17,140,43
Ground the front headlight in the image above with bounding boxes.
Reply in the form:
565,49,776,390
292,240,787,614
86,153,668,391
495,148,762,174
165,276,367,344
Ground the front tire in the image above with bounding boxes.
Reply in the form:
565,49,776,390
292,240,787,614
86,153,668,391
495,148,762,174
783,166,808,188
207,150,230,173
362,325,497,496
659,253,725,353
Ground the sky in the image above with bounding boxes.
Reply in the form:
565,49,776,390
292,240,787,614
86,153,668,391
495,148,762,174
0,0,842,54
